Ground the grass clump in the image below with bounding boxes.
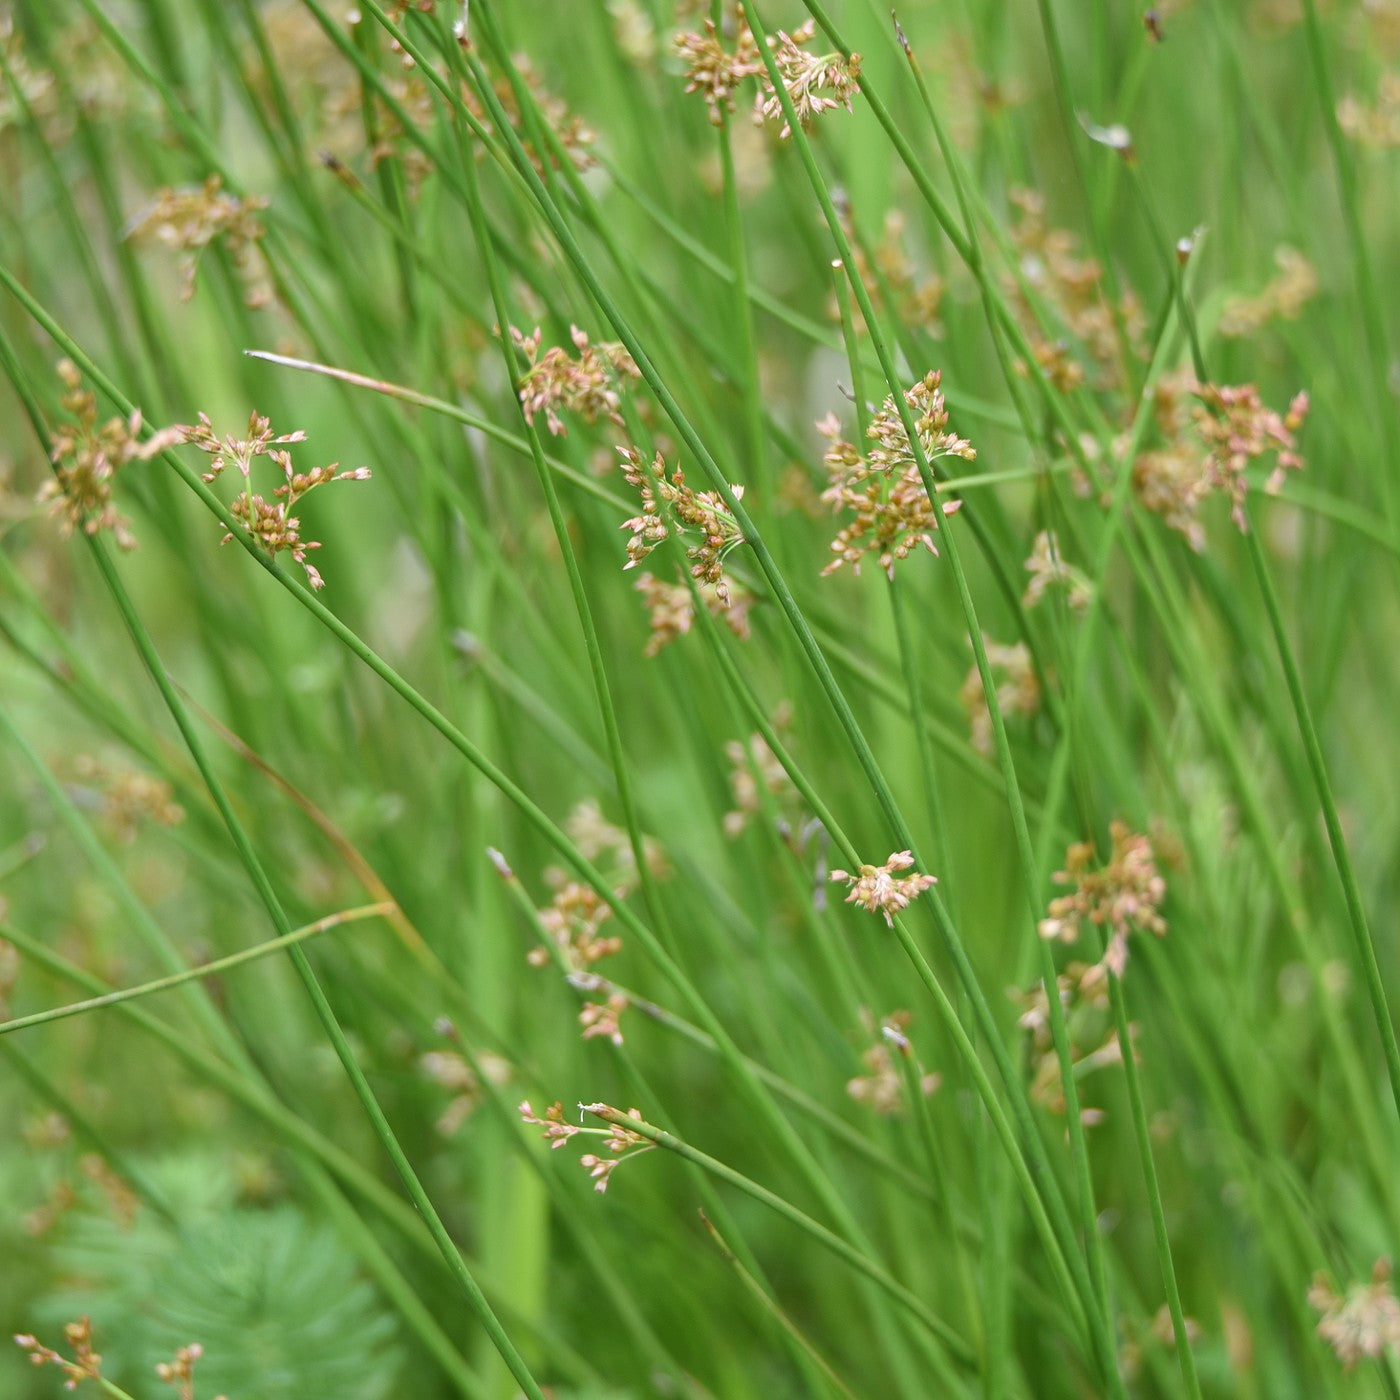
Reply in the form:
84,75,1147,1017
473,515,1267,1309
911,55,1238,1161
1,1,1398,1396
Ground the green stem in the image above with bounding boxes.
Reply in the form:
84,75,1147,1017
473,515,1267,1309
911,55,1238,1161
0,905,390,1038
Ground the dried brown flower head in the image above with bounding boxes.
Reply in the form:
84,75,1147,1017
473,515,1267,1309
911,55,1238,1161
829,850,937,926
80,1153,138,1229
633,571,755,656
155,1341,229,1400
0,16,56,133
1190,381,1308,530
579,993,629,1046
1040,821,1167,981
817,371,972,577
70,754,184,843
1010,962,1125,1125
578,1103,652,1193
521,1100,652,1194
1133,442,1208,553
618,445,746,599
828,205,945,334
1023,529,1092,615
1132,373,1309,547
1006,188,1146,391
177,411,370,590
126,175,270,305
1219,245,1319,337
518,1099,584,1149
1338,71,1400,147
723,710,801,838
609,0,658,66
39,361,181,551
559,798,669,889
421,1050,511,1137
959,639,1040,757
674,9,764,124
755,19,862,139
1309,1258,1400,1368
675,8,860,138
14,1316,104,1390
471,55,598,175
512,325,640,436
529,881,622,972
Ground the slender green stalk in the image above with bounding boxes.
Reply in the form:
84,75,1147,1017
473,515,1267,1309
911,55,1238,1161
0,903,390,1038
582,1104,975,1374
1241,513,1400,1120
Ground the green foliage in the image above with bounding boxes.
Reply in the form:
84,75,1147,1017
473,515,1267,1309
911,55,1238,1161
34,1154,402,1400
0,0,1399,1397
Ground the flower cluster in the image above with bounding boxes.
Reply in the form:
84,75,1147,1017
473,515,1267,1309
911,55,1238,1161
1218,245,1319,337
619,446,746,599
178,411,371,590
1010,963,1127,1125
126,175,270,305
1132,373,1309,547
0,16,55,135
1309,1259,1400,1368
674,7,861,138
1190,380,1309,531
817,371,972,577
519,1101,653,1195
529,881,622,974
14,1317,104,1390
525,801,670,1046
632,571,755,656
958,639,1040,757
1022,529,1092,615
1005,188,1147,392
757,19,863,139
466,54,597,176
674,10,762,124
1039,821,1167,981
578,994,629,1047
519,1100,584,1150
828,204,945,336
722,708,803,838
846,1011,940,1116
565,798,670,887
156,1341,229,1400
39,360,181,551
1338,71,1400,148
830,850,937,927
1304,1260,1400,1366
69,754,184,843
511,325,639,437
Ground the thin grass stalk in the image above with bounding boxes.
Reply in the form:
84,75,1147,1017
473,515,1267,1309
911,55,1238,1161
583,1105,975,1376
699,1211,863,1400
0,905,389,1039
891,1029,986,1368
1241,514,1400,1122
1104,967,1203,1399
1295,0,1400,542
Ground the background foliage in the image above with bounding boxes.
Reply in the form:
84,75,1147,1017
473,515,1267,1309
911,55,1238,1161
1,0,1399,1396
